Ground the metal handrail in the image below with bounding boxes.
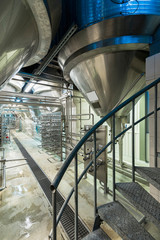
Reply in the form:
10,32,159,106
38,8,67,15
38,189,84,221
51,77,160,191
50,77,160,240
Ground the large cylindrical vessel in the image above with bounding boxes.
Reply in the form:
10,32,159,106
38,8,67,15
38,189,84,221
0,0,61,88
59,0,160,116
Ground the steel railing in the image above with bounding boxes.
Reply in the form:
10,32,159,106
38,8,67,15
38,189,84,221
50,77,160,240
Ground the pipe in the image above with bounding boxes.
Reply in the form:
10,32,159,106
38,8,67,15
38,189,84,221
0,148,6,191
11,78,73,90
68,114,94,125
0,161,6,191
18,72,66,82
0,91,60,101
0,147,5,159
0,100,62,108
0,158,26,162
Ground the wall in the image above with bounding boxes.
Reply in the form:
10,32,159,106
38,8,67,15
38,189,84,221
146,52,160,201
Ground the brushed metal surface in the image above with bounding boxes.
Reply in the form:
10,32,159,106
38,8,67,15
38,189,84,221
59,15,159,68
0,0,61,89
59,14,160,116
0,0,38,87
70,51,147,116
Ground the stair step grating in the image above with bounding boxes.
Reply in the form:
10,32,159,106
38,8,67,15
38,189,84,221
116,182,160,228
98,201,154,240
136,167,160,191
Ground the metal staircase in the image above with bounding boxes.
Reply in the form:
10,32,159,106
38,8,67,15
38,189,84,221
50,78,160,240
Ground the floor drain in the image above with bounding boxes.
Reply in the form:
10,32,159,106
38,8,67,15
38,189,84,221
13,136,89,240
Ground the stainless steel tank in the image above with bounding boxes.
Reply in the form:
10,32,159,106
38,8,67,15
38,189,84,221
0,0,61,88
59,0,160,116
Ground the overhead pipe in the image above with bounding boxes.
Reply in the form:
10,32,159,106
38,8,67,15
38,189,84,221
0,91,60,101
11,78,73,90
0,101,62,108
0,96,59,105
18,72,67,84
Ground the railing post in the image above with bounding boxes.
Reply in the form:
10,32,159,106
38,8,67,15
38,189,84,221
112,114,116,201
52,190,57,240
75,153,78,240
93,131,98,216
132,100,135,182
154,84,158,168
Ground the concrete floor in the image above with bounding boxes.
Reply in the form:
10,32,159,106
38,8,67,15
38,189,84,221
0,132,64,240
0,131,160,240
0,140,52,240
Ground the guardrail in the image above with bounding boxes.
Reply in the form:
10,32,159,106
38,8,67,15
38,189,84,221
50,77,160,240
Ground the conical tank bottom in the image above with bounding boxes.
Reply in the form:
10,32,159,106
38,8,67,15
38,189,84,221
70,50,147,116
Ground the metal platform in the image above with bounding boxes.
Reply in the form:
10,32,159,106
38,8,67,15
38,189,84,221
136,167,160,191
82,228,111,240
13,136,89,240
98,201,154,240
116,182,160,228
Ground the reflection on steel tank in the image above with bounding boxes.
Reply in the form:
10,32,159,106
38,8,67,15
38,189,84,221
0,0,61,88
59,0,160,116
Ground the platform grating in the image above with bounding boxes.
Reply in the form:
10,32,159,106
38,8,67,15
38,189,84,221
13,136,89,240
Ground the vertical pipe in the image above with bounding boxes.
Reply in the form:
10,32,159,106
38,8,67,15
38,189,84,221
145,92,148,163
93,131,98,216
80,98,82,139
119,137,123,167
75,153,78,240
61,113,63,161
132,100,135,182
0,160,6,191
154,84,158,168
71,97,73,147
52,190,57,240
3,162,6,188
112,114,116,201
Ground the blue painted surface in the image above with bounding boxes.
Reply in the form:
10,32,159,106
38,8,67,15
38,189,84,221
53,0,160,44
76,0,160,29
150,25,160,55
